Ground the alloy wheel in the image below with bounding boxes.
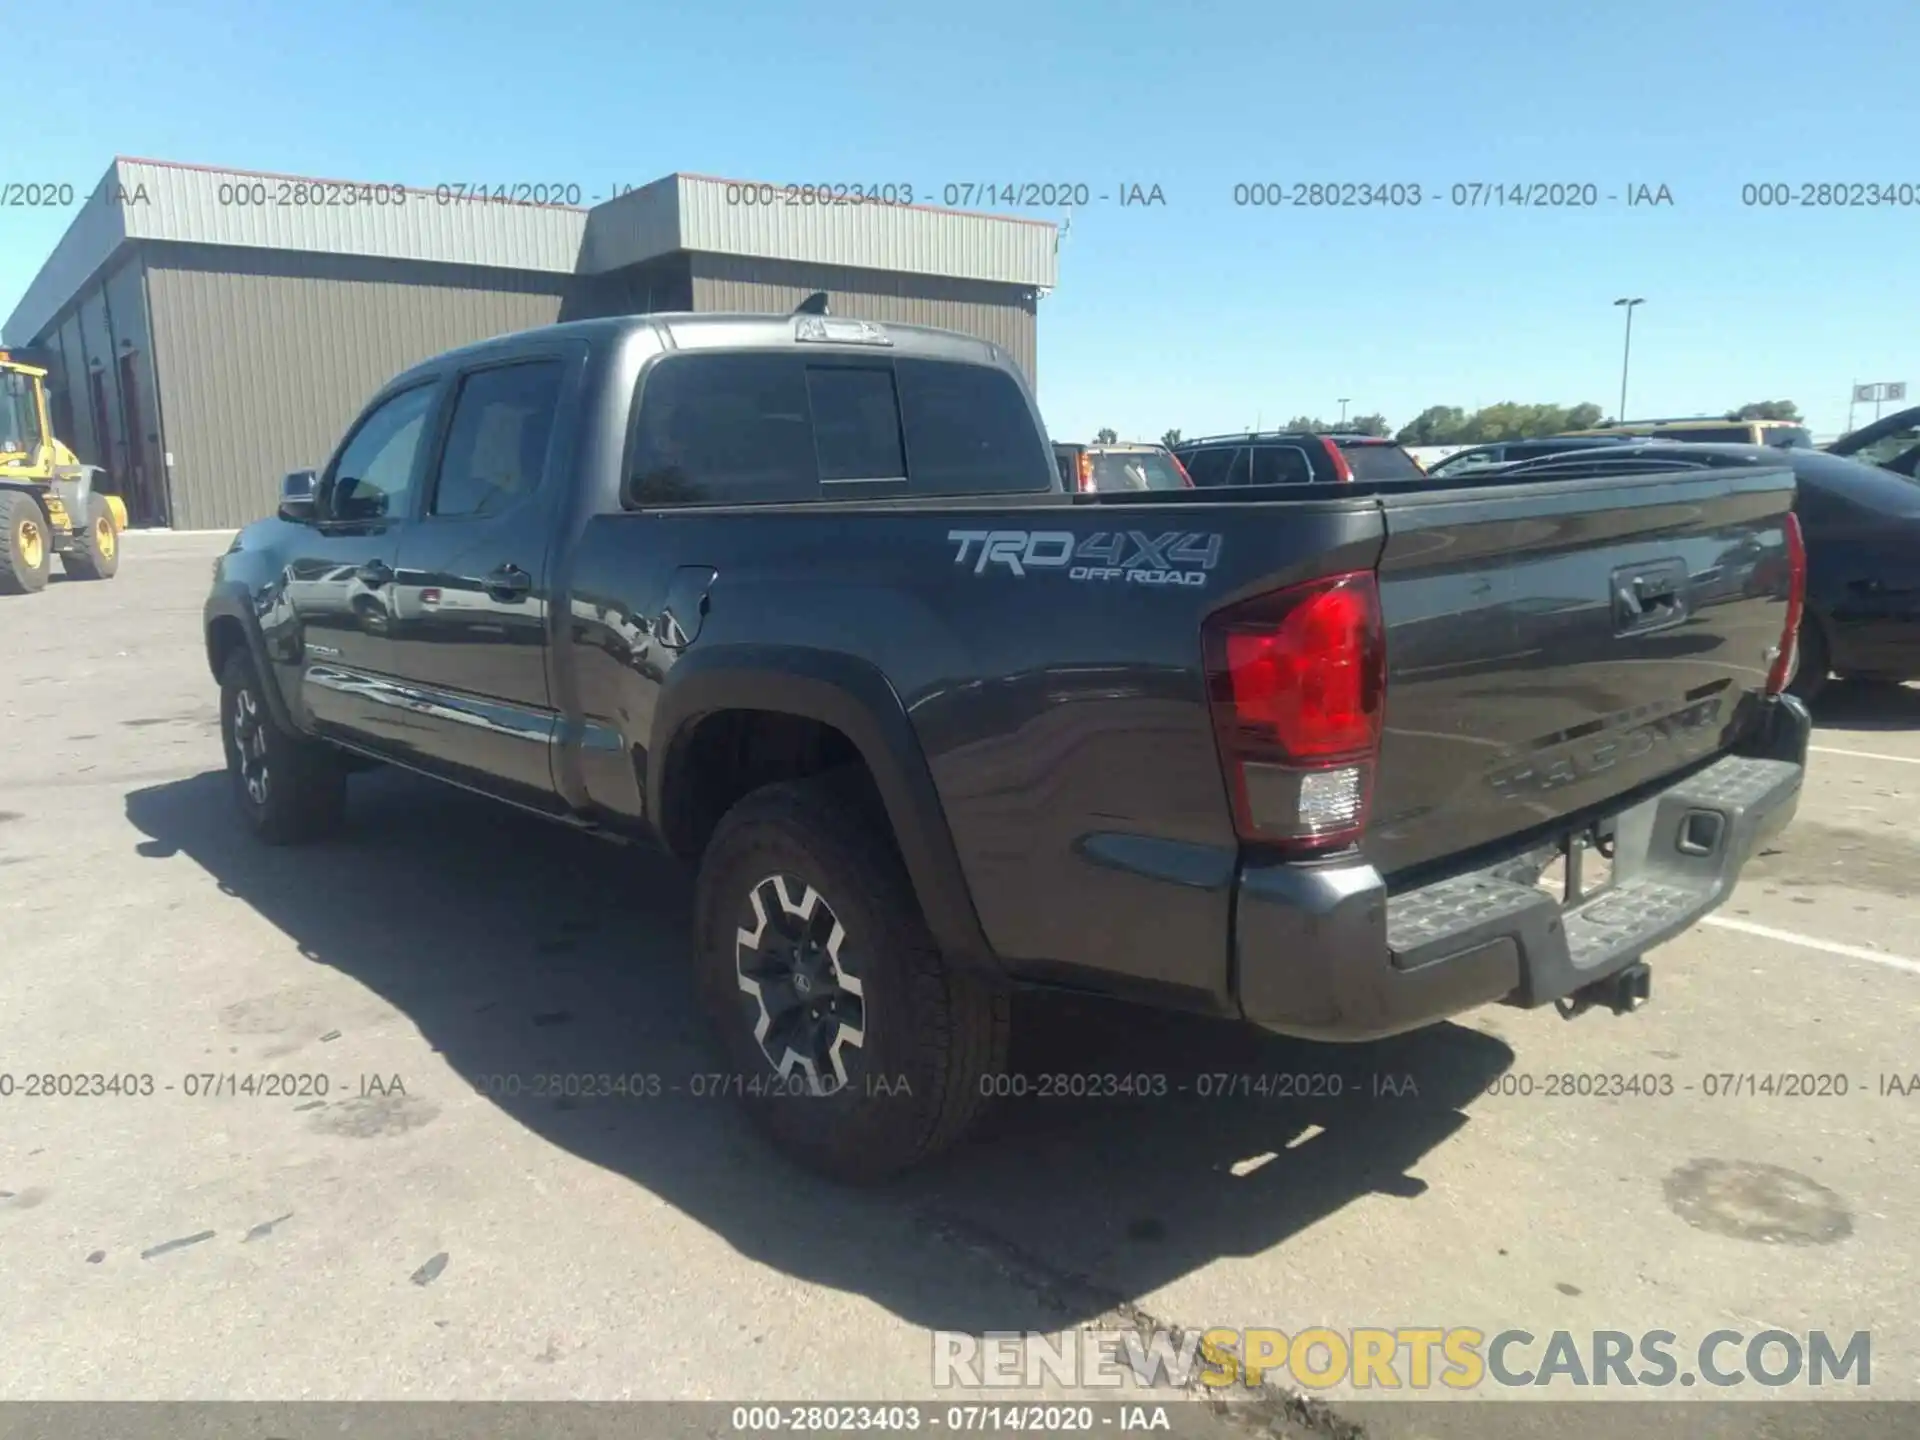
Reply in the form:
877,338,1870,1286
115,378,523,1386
734,874,867,1094
231,685,271,806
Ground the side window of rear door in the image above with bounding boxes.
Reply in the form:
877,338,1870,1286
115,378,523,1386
427,360,566,518
323,383,439,523
627,353,819,507
1180,448,1231,487
1222,447,1251,486
1250,445,1314,485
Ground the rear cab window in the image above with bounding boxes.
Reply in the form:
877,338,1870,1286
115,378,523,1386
627,350,1053,505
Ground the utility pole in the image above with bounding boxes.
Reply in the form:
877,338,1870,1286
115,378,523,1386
1613,297,1644,422
1337,398,1351,426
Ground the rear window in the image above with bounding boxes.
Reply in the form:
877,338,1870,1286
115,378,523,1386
806,366,905,482
1338,441,1424,480
1763,427,1813,449
627,352,1051,505
1428,447,1502,476
895,357,1054,496
1846,427,1920,466
629,354,817,506
1180,447,1239,487
1089,448,1188,491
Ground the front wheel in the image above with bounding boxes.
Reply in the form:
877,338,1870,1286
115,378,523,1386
0,490,52,594
693,774,1009,1183
219,649,347,844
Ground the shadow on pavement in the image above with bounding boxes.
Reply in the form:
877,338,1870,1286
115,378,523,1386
126,765,1514,1333
1810,679,1920,733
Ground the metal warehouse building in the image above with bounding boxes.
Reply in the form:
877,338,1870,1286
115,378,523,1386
4,158,1057,529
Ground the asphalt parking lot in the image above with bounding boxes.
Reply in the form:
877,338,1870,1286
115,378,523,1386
2,531,1914,1438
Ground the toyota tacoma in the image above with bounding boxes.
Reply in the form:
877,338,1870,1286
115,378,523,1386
204,309,1810,1181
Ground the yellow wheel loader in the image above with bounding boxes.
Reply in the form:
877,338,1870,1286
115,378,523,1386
1,349,128,594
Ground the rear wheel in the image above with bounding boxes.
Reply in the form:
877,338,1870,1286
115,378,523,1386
1787,617,1829,704
219,649,347,844
0,490,52,594
693,774,1009,1183
61,494,120,581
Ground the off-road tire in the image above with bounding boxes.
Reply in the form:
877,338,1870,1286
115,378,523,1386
0,490,52,594
1787,616,1829,705
219,649,347,844
693,772,1010,1184
61,493,120,580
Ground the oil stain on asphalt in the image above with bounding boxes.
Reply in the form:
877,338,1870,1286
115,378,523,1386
1663,1159,1853,1245
308,1093,439,1138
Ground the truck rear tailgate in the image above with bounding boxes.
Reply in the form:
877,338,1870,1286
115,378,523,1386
1366,465,1799,879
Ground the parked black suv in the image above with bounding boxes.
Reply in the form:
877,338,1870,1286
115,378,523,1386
1173,430,1425,486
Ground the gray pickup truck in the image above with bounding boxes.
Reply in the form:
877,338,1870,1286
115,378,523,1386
205,310,1810,1180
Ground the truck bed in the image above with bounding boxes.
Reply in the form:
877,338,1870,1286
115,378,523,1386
562,456,1801,1023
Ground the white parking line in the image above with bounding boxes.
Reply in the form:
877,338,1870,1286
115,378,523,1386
1810,744,1920,766
1702,915,1920,976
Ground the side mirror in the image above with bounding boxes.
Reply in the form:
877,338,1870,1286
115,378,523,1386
278,470,319,522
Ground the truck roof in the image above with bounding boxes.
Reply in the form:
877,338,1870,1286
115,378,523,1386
392,311,1011,392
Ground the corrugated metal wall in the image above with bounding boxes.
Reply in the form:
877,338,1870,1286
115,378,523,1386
674,176,1057,289
119,159,586,276
579,174,1058,290
688,253,1038,385
145,243,567,528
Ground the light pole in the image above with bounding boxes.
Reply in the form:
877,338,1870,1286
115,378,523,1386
1337,398,1351,426
1613,298,1644,422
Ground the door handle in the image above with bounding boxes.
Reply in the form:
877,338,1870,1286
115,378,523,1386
355,560,393,588
484,564,533,602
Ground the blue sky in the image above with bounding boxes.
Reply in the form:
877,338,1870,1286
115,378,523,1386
5,0,1916,440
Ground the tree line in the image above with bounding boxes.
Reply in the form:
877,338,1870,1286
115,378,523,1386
1099,401,1804,452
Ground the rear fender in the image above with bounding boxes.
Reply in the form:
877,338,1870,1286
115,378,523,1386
649,645,998,974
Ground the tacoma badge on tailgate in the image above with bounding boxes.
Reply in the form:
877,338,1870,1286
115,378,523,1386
947,529,1223,587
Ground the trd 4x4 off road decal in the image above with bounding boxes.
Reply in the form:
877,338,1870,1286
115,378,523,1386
947,529,1223,588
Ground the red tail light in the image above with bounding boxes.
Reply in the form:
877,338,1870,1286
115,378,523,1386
1765,511,1807,696
1202,572,1386,852
1076,452,1096,492
1317,437,1356,483
1171,452,1195,488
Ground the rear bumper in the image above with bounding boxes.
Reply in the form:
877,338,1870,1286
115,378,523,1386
1232,695,1810,1040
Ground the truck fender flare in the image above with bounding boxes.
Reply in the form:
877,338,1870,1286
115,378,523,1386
204,587,299,735
648,646,999,974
